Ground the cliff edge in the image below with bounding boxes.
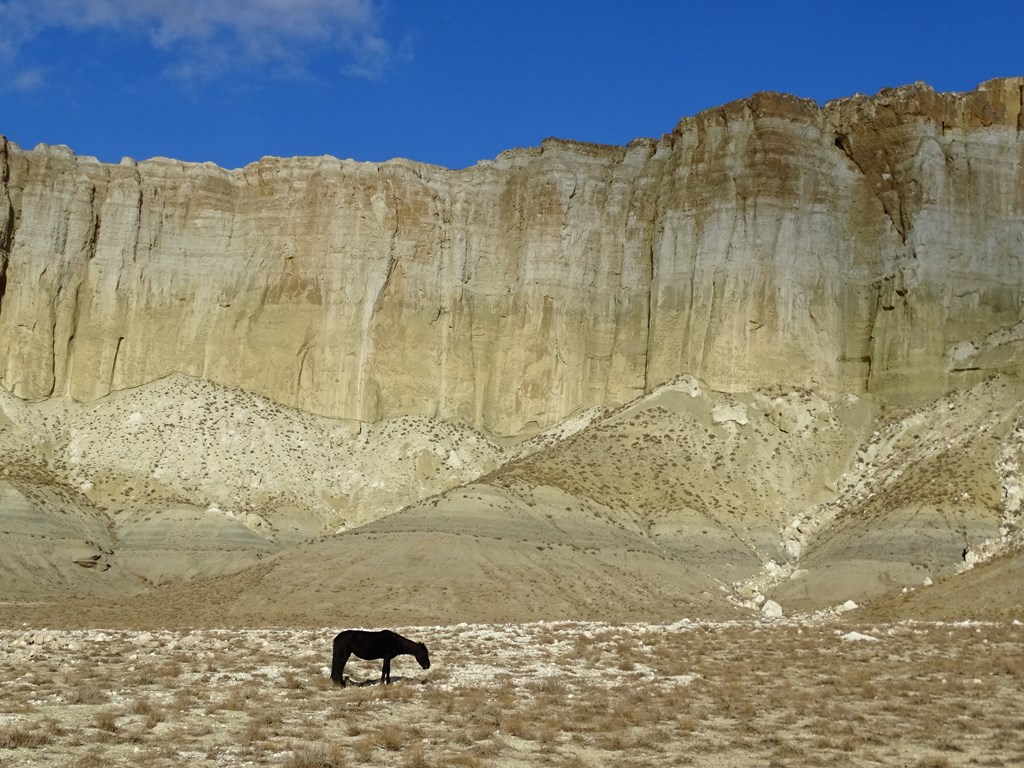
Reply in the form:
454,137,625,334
2,79,1022,437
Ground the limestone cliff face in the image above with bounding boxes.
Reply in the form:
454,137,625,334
1,79,1022,435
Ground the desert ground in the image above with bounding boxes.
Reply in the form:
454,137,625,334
2,618,1022,768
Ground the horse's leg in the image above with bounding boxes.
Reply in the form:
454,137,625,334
381,656,391,685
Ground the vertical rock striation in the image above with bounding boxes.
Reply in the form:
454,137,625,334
1,79,1022,435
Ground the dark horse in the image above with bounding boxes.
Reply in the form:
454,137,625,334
331,629,430,687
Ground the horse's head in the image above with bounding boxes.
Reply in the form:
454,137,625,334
415,642,430,670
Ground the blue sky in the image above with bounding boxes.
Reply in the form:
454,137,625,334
1,1,1021,170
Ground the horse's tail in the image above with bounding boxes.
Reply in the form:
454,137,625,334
330,634,345,686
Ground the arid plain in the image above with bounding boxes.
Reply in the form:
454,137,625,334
2,620,1022,767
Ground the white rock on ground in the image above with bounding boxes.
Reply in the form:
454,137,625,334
840,631,880,642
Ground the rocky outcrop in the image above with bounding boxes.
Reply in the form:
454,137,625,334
1,79,1022,435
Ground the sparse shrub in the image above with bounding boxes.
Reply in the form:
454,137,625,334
156,660,181,678
526,676,566,697
375,723,409,751
170,688,193,712
239,719,265,749
66,682,106,705
403,745,432,768
0,724,51,749
285,742,345,768
72,747,112,768
223,684,254,711
92,710,118,733
352,736,375,762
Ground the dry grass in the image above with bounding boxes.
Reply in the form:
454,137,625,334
0,723,52,749
284,742,346,768
0,621,1022,767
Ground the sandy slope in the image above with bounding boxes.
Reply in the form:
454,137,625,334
2,373,1024,626
0,374,504,598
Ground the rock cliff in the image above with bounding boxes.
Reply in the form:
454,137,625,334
1,79,1022,437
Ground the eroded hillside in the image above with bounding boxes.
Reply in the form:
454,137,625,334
0,374,503,596
3,372,1023,625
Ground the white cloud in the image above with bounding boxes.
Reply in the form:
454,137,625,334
11,67,45,91
0,0,393,83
